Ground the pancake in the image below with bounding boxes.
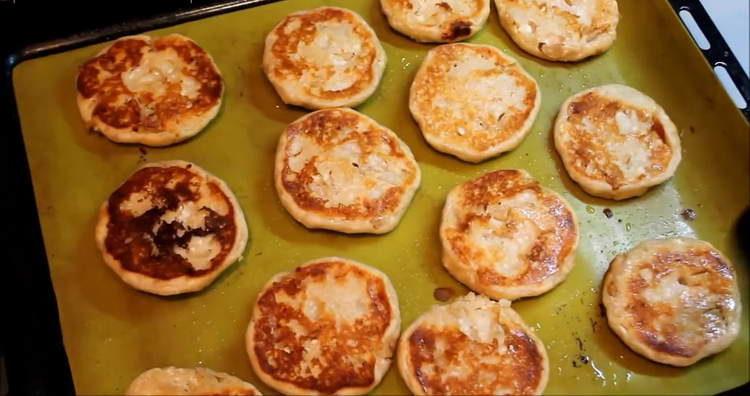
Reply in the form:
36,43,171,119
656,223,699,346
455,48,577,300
95,160,247,296
380,0,491,43
495,0,619,61
440,169,578,300
275,108,421,234
126,367,261,395
602,238,742,367
554,84,682,200
409,43,540,162
263,6,387,109
76,34,223,146
246,257,401,395
398,293,548,395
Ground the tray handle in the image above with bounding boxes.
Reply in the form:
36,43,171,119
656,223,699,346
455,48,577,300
669,0,750,120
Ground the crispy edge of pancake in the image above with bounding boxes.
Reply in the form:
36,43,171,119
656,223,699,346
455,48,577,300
439,169,579,300
76,34,224,147
553,84,682,200
274,108,421,234
409,43,541,163
397,293,549,395
126,366,261,395
494,0,619,62
602,238,742,367
380,0,491,43
262,7,387,110
95,160,248,296
245,257,401,395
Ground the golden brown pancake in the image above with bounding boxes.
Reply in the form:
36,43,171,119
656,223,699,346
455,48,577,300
275,108,421,234
495,0,619,62
263,7,386,109
126,367,261,395
95,161,247,295
440,169,578,300
602,238,742,366
554,84,682,200
76,34,223,146
398,293,548,395
380,0,491,43
409,43,540,162
246,257,400,395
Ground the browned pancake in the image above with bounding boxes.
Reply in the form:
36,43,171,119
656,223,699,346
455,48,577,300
409,43,540,162
95,161,247,295
263,7,386,109
603,238,742,366
398,294,548,395
126,367,261,395
380,0,491,43
76,34,223,146
495,0,619,62
275,108,421,234
554,84,681,200
440,169,578,300
246,257,400,395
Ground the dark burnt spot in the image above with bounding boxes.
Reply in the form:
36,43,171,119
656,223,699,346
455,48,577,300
572,355,590,368
433,287,455,302
603,208,613,218
575,336,584,352
442,20,472,41
437,2,452,11
137,146,148,163
681,208,697,221
590,317,599,333
569,96,594,115
651,121,667,141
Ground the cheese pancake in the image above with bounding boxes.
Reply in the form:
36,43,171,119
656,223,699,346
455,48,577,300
246,257,400,395
95,161,247,296
76,34,223,146
275,108,421,234
495,0,619,61
398,293,548,395
380,0,491,43
440,170,578,300
126,367,261,395
410,43,540,163
263,7,387,109
554,84,681,200
602,238,742,367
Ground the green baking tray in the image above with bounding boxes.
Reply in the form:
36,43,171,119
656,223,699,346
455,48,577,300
7,0,749,394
